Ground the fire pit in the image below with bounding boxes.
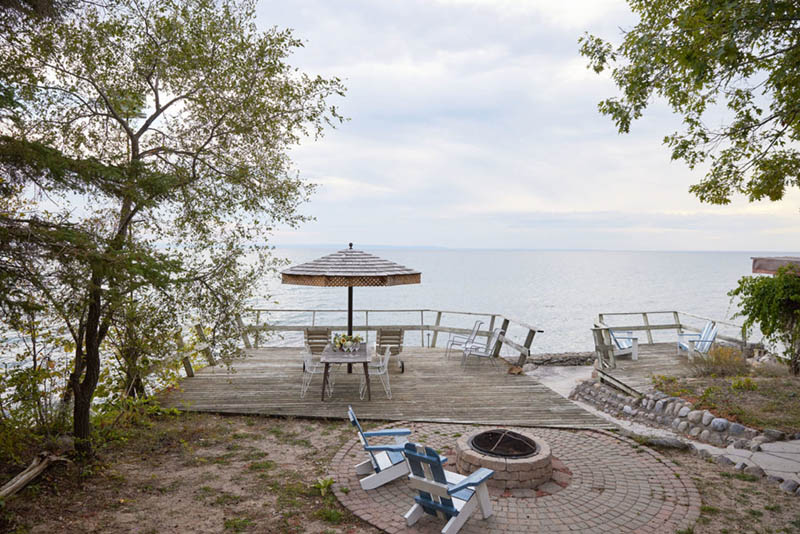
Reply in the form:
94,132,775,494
456,428,553,489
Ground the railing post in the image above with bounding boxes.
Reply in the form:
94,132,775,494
194,324,216,365
431,311,443,347
488,314,496,332
311,310,316,326
493,318,510,357
673,311,682,334
175,331,194,377
236,315,252,349
254,311,261,348
642,313,653,344
516,328,536,367
420,310,425,347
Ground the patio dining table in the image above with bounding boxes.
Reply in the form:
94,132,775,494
320,344,372,401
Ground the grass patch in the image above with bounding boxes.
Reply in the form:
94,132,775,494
700,505,719,514
247,460,276,472
720,472,760,482
223,517,252,532
653,371,800,432
315,508,343,524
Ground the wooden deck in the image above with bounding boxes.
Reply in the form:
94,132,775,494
597,342,693,396
160,347,612,429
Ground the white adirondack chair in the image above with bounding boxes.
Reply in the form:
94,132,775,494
445,320,483,360
348,406,412,490
677,321,718,359
609,330,639,360
403,442,494,534
461,328,504,366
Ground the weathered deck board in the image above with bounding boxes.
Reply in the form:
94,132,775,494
161,347,612,429
597,342,693,395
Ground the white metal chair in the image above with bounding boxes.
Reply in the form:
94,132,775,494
461,328,504,366
360,346,392,399
445,320,483,360
609,329,639,360
300,344,333,398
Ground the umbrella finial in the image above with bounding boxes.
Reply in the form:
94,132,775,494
349,242,353,249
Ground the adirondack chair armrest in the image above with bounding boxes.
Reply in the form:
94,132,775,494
613,335,637,341
447,467,494,495
677,332,701,339
362,429,412,438
364,444,407,453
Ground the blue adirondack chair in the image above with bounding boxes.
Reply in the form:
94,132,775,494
677,321,718,358
403,442,494,534
609,329,639,360
347,406,412,490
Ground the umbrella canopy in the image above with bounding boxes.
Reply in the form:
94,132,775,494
281,244,421,335
752,256,800,275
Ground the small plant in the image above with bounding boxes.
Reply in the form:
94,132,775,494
312,477,335,497
700,505,719,514
730,376,757,391
248,460,276,472
340,486,350,494
316,508,343,524
224,517,252,532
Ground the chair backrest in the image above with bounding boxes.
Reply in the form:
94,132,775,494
483,328,503,354
696,323,718,354
347,405,381,470
403,442,457,519
377,328,404,356
609,330,632,350
466,320,483,343
305,327,331,355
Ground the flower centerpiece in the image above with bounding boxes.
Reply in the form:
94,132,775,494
333,333,363,352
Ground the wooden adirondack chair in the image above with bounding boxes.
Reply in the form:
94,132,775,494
609,329,639,360
403,442,494,534
348,406,411,490
677,321,718,359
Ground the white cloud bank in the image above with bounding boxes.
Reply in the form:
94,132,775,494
259,0,800,251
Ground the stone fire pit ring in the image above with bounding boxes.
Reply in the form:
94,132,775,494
455,428,553,490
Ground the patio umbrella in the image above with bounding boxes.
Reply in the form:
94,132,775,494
281,243,421,336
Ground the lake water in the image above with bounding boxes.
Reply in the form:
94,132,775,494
255,248,784,354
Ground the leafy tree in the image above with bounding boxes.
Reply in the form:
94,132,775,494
0,0,344,454
580,1,800,204
730,266,800,375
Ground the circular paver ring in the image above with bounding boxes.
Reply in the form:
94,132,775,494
330,423,700,534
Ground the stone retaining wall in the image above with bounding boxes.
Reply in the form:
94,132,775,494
570,380,798,451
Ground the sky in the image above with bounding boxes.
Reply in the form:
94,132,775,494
256,0,800,251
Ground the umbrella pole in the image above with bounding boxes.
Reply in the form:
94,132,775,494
347,286,353,374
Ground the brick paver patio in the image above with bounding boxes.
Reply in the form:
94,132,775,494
330,423,700,533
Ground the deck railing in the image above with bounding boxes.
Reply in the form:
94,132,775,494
592,310,753,369
238,308,544,367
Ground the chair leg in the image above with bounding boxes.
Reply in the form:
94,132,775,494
404,503,424,527
475,484,493,519
380,372,391,399
354,458,374,476
442,498,477,534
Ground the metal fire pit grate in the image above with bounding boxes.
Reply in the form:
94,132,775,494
469,429,538,459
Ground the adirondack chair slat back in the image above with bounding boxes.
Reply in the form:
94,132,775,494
305,327,331,355
609,330,632,350
377,328,404,356
697,323,718,354
404,442,457,519
347,406,380,470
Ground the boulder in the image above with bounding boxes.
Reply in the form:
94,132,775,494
710,418,730,432
646,437,689,450
715,455,735,466
677,421,689,433
743,465,766,478
701,411,714,426
733,439,749,449
728,423,746,436
763,429,786,441
779,479,799,494
687,410,704,424
678,406,690,418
